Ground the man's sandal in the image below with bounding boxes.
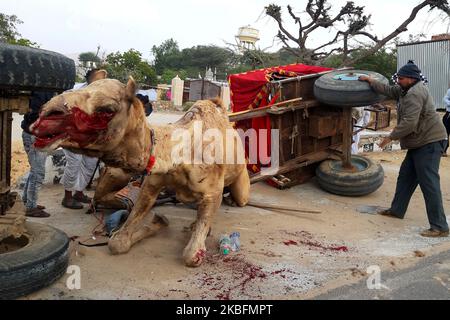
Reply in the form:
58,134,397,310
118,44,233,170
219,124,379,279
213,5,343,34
25,208,50,218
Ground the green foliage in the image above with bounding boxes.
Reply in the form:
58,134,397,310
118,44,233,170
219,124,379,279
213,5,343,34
277,48,300,65
0,13,22,42
0,13,38,47
324,48,397,80
78,52,101,63
351,48,397,80
104,49,157,86
160,69,187,84
180,45,234,78
152,38,181,74
153,39,236,80
227,48,300,74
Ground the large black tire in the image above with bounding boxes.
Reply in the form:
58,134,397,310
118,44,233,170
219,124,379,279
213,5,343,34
316,155,384,196
0,43,76,92
0,222,69,300
314,70,388,107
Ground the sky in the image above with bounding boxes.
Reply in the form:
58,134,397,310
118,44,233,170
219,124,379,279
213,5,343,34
2,0,449,61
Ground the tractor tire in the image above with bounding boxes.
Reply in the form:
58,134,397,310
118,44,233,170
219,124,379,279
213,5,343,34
314,70,388,107
316,155,384,196
0,43,76,92
0,222,69,300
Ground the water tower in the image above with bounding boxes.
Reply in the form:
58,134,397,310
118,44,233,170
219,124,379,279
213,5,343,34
236,25,260,51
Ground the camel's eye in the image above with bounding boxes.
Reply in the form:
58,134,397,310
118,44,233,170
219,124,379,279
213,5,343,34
96,106,115,114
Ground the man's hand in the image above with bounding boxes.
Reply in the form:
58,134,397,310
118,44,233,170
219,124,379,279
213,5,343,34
358,75,373,83
378,137,392,149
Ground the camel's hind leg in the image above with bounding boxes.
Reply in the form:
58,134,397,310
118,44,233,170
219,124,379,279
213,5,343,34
229,167,250,207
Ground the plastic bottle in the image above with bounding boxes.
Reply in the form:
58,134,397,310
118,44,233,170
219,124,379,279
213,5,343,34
219,234,232,255
229,232,241,252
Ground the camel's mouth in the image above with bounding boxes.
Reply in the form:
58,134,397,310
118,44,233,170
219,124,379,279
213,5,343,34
32,106,115,150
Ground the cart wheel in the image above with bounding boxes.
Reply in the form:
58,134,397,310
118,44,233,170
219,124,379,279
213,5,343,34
316,155,384,196
0,43,75,92
314,70,388,107
0,222,69,299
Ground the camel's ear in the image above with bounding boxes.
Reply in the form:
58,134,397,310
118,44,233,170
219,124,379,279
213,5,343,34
125,76,137,101
90,69,108,82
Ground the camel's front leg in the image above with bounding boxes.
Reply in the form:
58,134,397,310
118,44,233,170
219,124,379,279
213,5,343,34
183,190,223,267
93,167,131,209
109,176,163,255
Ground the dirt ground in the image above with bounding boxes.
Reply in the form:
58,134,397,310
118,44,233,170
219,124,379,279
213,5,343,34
11,143,450,300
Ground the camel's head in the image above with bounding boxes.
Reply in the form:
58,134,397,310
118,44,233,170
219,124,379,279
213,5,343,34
31,77,139,155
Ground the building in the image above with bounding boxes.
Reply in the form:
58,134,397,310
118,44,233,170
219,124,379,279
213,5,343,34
397,36,450,110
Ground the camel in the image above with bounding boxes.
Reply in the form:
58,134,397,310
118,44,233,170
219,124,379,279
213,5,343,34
31,77,250,267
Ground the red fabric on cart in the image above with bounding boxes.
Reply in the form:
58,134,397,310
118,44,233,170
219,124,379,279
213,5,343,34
228,64,332,173
228,64,332,113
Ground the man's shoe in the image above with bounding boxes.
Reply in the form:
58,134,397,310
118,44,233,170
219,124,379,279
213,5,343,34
61,197,83,209
420,229,449,238
73,193,92,204
378,209,401,219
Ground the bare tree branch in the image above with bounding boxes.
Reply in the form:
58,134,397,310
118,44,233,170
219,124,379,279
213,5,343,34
265,4,300,45
265,0,450,66
312,31,343,52
344,0,439,65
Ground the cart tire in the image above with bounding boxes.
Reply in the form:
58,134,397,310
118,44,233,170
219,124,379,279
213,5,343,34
316,155,384,196
0,43,76,92
314,70,388,107
0,222,69,300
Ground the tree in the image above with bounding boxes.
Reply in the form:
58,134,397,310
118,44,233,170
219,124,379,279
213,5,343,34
78,52,101,65
323,47,397,80
161,69,188,84
180,45,235,78
152,38,182,74
104,49,157,86
152,39,238,80
0,13,38,47
265,0,450,66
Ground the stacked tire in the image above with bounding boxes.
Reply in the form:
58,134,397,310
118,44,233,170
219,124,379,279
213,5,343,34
0,43,76,92
313,70,387,196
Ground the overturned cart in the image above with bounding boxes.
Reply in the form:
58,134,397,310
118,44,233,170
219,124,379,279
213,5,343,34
228,64,390,196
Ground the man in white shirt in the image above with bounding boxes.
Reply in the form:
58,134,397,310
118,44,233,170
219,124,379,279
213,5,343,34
351,107,371,154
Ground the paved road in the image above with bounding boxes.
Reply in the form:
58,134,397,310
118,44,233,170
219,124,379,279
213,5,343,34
314,249,450,300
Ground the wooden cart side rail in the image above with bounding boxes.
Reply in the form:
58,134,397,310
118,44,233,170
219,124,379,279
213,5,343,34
228,99,321,122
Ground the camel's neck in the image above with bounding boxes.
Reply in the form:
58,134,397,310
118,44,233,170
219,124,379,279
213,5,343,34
102,103,153,173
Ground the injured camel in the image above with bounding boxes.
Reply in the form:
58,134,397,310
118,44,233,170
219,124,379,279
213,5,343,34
31,77,250,267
